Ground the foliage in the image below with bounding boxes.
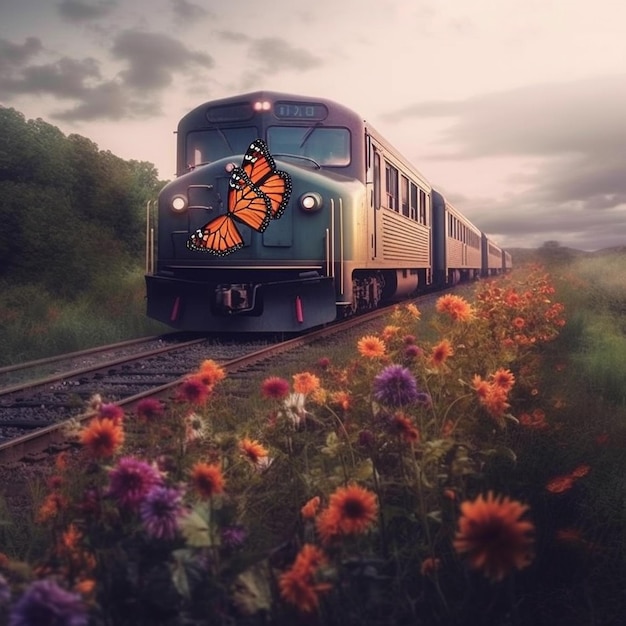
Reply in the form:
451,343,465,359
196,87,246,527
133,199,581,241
4,267,624,625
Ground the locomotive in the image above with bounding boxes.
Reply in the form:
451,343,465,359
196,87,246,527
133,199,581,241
145,91,512,332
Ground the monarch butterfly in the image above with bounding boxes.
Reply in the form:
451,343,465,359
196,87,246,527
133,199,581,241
187,139,292,256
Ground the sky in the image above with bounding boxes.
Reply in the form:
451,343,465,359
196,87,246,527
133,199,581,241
2,0,626,251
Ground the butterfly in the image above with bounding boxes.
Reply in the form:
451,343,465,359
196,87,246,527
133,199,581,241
187,139,292,256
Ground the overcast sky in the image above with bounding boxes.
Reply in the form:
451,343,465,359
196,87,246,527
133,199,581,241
2,0,626,251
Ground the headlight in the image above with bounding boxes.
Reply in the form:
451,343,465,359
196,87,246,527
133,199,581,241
299,192,323,212
171,195,187,212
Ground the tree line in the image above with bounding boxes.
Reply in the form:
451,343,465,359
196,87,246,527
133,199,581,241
0,106,166,299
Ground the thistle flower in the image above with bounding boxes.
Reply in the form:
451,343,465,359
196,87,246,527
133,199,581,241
135,398,165,422
107,456,163,510
98,402,124,423
8,579,88,626
139,485,185,540
373,364,420,407
454,491,535,582
177,375,212,405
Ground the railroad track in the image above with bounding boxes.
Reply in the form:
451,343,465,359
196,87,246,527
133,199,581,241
0,291,447,464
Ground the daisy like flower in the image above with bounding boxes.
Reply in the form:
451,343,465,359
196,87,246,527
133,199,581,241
261,376,291,399
8,579,88,626
240,438,269,465
107,456,163,510
278,544,330,613
301,496,321,520
357,335,386,358
430,339,454,367
198,359,226,386
190,462,225,499
140,485,185,540
292,372,320,395
79,417,124,458
491,368,516,393
319,483,378,541
454,491,535,582
373,364,420,407
436,294,473,322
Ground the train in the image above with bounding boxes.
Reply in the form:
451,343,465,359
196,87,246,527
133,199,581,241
145,91,512,332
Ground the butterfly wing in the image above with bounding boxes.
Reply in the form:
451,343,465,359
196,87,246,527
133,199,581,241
187,215,244,256
258,170,292,219
228,168,272,232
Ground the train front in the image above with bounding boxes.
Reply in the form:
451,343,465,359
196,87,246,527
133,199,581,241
145,91,365,332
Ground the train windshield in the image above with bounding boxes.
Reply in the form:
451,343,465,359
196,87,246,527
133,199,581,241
185,127,258,168
267,126,350,167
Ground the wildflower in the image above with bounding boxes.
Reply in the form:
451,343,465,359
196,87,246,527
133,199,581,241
301,496,321,520
405,303,421,319
107,456,163,510
280,392,311,427
571,464,590,478
382,325,401,340
8,578,88,626
390,413,420,443
184,411,210,443
261,376,291,400
404,344,422,359
316,357,331,370
330,390,351,411
79,417,124,458
481,386,511,425
198,359,226,386
278,544,330,613
491,368,516,393
454,491,535,582
190,462,225,498
99,402,124,423
373,364,420,407
430,339,454,367
293,372,320,395
357,335,386,358
472,374,490,399
135,398,165,422
546,475,575,494
178,374,212,405
513,317,526,329
519,409,548,430
140,485,185,540
436,294,473,322
240,438,269,465
222,525,247,547
327,483,378,536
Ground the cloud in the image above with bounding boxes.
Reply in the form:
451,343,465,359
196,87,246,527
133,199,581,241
57,0,118,23
248,37,323,73
111,30,214,90
169,0,211,21
0,37,43,73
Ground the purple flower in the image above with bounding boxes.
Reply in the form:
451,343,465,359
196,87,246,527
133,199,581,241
139,485,185,540
222,525,247,548
107,456,163,510
373,364,420,407
8,579,88,626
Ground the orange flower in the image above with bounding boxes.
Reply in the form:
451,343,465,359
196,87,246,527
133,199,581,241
198,359,226,386
436,294,473,322
454,491,535,582
326,483,378,536
471,374,490,399
330,390,351,411
292,372,320,395
570,464,590,478
430,339,454,367
491,368,515,392
519,410,548,430
278,544,330,613
240,437,269,464
382,325,401,340
79,417,124,458
301,496,321,520
178,374,212,405
190,462,225,498
420,557,441,576
405,303,421,319
390,413,420,443
357,335,386,358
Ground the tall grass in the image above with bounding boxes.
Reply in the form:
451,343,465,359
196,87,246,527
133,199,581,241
0,268,169,366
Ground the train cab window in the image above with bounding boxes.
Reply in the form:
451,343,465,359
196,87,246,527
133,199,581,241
185,127,258,168
373,151,381,209
267,126,350,166
385,162,399,211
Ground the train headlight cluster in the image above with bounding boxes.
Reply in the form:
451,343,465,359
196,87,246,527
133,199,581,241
299,192,323,212
171,195,187,212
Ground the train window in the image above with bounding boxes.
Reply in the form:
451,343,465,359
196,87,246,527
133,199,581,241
267,126,350,166
185,127,258,168
385,162,399,211
401,176,409,217
373,151,381,209
410,183,418,220
419,189,427,224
